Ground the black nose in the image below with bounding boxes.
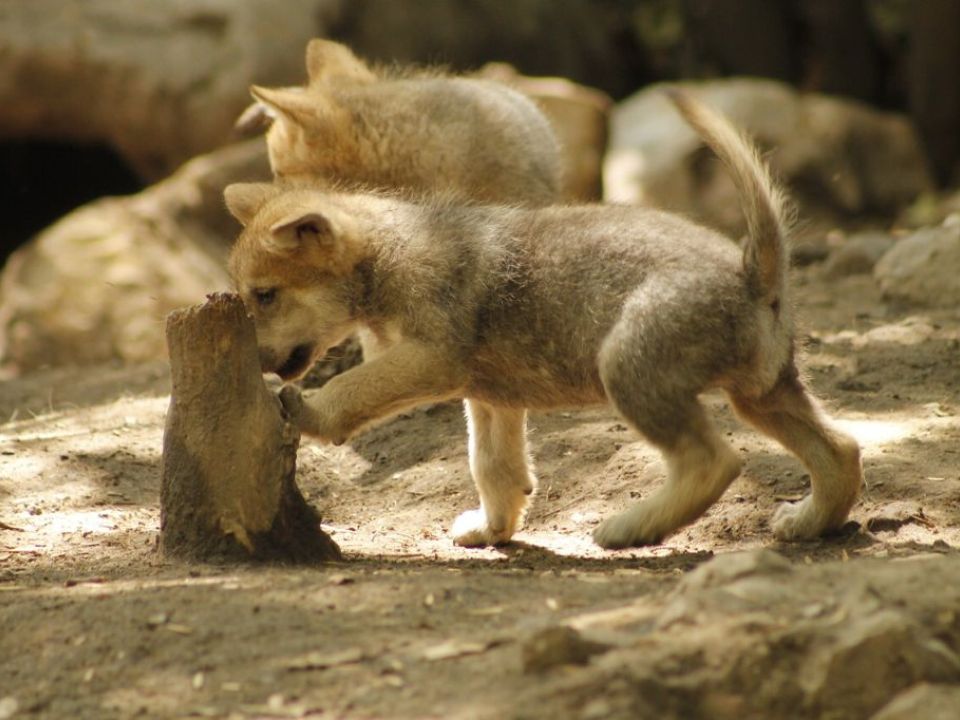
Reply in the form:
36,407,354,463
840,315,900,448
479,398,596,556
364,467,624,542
275,344,315,380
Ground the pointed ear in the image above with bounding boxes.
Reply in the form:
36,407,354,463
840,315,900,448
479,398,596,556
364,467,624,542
224,182,277,226
249,85,316,126
267,212,334,254
233,101,273,135
305,39,376,86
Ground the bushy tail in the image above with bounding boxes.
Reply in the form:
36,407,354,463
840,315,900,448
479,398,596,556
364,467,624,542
665,88,789,305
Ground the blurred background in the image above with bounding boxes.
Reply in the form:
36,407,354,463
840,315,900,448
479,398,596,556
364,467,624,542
0,0,958,372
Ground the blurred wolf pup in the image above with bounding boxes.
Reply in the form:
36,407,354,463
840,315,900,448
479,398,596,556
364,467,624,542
235,38,562,206
224,90,863,549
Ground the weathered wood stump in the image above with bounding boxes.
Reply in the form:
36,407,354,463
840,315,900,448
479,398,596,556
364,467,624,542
160,293,341,563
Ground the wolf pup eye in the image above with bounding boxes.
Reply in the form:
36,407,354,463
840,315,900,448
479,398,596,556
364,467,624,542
253,288,277,308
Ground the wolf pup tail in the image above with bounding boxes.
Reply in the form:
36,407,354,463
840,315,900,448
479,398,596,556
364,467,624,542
665,88,789,308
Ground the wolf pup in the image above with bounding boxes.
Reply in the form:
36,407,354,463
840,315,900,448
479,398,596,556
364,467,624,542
224,90,863,549
236,39,561,206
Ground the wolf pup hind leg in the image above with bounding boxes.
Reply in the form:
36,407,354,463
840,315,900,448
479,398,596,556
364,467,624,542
592,89,862,547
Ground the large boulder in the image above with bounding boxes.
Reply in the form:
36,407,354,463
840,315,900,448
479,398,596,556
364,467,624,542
874,216,960,308
823,231,896,278
0,141,269,370
605,78,935,236
0,0,342,180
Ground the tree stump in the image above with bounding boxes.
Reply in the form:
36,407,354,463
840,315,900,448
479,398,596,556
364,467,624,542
160,293,341,563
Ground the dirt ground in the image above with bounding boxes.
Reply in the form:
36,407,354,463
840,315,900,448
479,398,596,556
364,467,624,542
1,260,960,720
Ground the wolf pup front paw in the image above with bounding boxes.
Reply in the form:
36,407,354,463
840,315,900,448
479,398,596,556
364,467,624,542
592,509,664,549
771,497,833,540
277,384,329,441
451,509,514,547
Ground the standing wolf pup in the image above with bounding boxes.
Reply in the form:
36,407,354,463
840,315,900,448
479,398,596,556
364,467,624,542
225,90,863,548
237,39,561,206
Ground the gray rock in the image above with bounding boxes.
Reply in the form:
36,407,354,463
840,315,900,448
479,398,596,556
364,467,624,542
678,549,793,591
824,232,897,278
605,79,933,235
522,625,610,673
874,217,960,307
657,550,795,628
0,0,342,180
801,611,960,717
851,317,936,348
791,239,832,267
0,140,269,369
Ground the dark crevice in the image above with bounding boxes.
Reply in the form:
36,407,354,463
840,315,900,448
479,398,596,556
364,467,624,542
0,140,144,265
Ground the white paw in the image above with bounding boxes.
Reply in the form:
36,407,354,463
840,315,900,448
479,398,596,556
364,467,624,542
771,497,825,540
592,508,663,550
451,509,512,547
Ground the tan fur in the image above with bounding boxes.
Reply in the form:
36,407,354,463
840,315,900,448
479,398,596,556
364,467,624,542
226,91,863,548
238,40,561,206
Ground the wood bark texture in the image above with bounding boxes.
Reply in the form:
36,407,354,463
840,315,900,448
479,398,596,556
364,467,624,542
160,293,341,563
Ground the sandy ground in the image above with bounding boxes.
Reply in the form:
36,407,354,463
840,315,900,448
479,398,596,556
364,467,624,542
1,262,959,719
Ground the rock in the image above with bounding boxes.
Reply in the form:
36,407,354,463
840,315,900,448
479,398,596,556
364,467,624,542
678,549,793,591
605,79,934,236
800,611,960,717
901,188,960,229
478,63,611,201
824,232,897,278
0,140,270,371
851,317,936,348
657,550,794,628
795,93,933,215
870,683,960,720
791,238,831,267
522,625,610,673
874,217,960,307
0,697,18,720
0,0,343,180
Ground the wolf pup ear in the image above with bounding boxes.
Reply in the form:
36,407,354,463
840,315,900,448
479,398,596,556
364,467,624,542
268,212,333,253
233,101,273,135
249,85,316,126
305,39,376,86
224,183,276,226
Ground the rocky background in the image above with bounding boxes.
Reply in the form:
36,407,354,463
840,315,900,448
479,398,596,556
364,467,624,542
2,3,960,720
1,0,959,372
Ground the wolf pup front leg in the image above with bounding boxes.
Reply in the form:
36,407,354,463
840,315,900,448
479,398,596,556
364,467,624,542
451,401,537,546
283,340,466,445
